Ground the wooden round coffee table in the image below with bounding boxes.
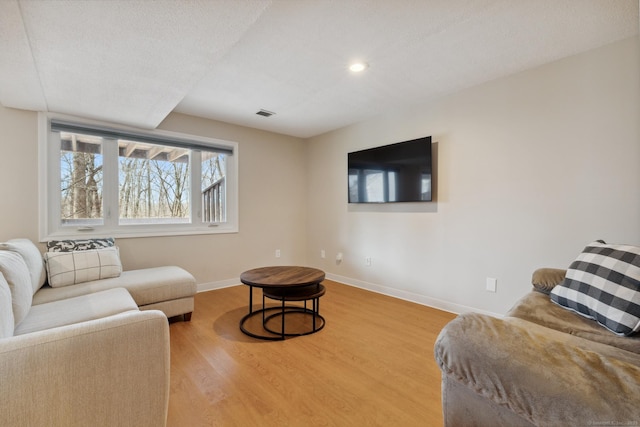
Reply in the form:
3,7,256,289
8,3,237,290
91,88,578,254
239,266,326,340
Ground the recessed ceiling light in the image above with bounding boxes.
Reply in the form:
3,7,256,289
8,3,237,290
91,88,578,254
349,62,368,73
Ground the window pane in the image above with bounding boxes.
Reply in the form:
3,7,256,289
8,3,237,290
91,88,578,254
388,171,397,202
348,172,359,202
421,175,431,200
60,132,104,226
202,151,226,222
118,140,190,224
365,170,384,202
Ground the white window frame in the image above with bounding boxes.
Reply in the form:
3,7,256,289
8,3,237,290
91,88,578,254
38,113,239,241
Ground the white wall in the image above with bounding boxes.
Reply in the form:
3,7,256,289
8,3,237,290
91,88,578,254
305,36,640,316
0,109,308,290
0,106,39,239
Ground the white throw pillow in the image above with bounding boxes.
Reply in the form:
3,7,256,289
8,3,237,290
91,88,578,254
44,247,122,288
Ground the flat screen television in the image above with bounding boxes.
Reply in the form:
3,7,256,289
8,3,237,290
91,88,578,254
348,136,432,203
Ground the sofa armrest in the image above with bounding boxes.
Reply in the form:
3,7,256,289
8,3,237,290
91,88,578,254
435,313,640,426
531,268,566,294
0,310,169,427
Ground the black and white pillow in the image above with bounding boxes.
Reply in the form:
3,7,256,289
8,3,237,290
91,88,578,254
550,241,640,336
47,238,115,252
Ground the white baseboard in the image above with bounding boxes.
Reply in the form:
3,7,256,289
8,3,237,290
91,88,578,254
325,273,503,318
197,273,502,318
197,278,241,293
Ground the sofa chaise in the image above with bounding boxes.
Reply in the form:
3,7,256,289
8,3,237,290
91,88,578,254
435,241,640,426
34,237,197,320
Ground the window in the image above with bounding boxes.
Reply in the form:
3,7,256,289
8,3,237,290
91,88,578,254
348,169,397,203
39,114,238,240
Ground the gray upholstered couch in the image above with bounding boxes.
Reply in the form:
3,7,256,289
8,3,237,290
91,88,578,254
435,268,640,427
0,238,196,426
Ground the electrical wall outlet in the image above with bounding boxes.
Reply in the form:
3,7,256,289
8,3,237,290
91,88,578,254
365,257,372,266
321,249,326,259
486,277,497,292
275,249,281,258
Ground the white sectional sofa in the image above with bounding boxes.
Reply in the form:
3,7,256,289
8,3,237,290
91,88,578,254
0,238,197,426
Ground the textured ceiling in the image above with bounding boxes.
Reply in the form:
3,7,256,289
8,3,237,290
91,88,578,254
0,0,637,138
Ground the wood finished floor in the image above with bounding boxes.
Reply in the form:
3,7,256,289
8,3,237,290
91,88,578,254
167,280,456,427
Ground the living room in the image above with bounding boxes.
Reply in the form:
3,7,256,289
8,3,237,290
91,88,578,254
0,1,639,426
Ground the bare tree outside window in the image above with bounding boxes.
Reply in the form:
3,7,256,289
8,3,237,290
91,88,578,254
118,140,191,224
60,133,103,225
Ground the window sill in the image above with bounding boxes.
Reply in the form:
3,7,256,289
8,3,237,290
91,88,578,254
39,223,238,242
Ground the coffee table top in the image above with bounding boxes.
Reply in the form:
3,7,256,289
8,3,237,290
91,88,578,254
240,266,325,288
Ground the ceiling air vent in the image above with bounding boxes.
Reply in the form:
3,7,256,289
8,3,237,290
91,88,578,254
256,109,275,117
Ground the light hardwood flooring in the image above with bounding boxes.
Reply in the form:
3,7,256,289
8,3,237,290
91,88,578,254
167,280,456,427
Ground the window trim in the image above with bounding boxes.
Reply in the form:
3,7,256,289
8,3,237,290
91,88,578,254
38,112,239,241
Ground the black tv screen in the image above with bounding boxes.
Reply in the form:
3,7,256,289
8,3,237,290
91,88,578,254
348,136,432,203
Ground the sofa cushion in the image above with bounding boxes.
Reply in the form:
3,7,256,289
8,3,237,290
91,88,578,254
14,287,138,335
0,251,33,326
508,291,640,355
0,238,47,294
33,266,196,307
0,272,15,338
44,247,122,288
550,241,640,336
46,237,115,252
